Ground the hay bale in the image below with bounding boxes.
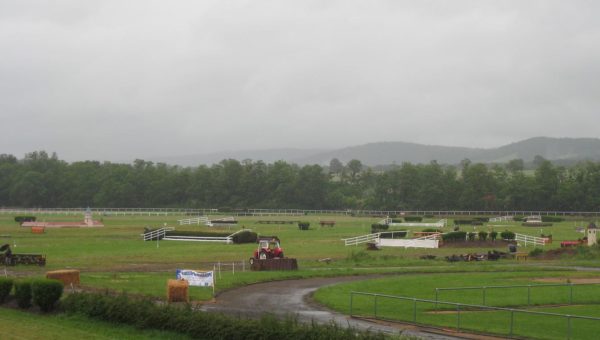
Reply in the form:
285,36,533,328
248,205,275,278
46,269,80,285
31,226,45,234
167,279,189,303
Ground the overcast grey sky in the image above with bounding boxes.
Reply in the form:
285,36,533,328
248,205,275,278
1,1,598,162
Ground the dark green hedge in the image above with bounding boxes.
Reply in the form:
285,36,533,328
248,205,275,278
370,224,389,233
32,279,63,312
231,231,258,244
379,231,407,239
442,231,467,242
298,222,310,230
404,216,423,222
61,293,385,340
500,231,516,240
0,278,13,303
14,216,36,223
14,280,32,309
390,218,403,223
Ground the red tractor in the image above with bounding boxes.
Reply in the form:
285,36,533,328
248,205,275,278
250,236,284,264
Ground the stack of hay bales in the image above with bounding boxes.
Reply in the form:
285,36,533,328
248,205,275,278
46,269,80,285
167,279,189,303
31,226,45,234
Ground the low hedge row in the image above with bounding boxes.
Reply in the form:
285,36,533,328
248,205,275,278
0,278,63,311
371,224,389,233
442,231,499,242
14,216,36,223
62,293,385,340
298,222,310,230
404,216,423,222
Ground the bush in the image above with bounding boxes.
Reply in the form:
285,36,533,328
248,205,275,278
422,228,438,232
500,231,516,240
454,219,473,225
541,216,564,222
468,232,476,241
32,279,63,312
478,231,488,241
404,216,423,222
14,216,36,223
474,217,490,222
0,278,13,303
14,281,32,309
61,292,385,340
390,218,403,223
371,224,389,233
297,222,310,230
490,231,498,241
529,248,544,257
442,231,467,242
231,230,258,244
522,222,553,227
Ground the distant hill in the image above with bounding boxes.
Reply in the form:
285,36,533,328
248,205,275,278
150,137,600,167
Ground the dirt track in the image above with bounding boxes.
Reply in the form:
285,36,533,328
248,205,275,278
200,275,480,339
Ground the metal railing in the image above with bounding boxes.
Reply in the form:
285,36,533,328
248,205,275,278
434,283,600,307
177,217,210,226
2,207,600,217
350,291,600,339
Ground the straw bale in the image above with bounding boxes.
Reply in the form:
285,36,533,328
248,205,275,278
31,226,45,234
167,279,189,303
46,269,80,285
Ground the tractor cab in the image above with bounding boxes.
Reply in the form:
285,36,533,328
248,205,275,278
250,236,284,264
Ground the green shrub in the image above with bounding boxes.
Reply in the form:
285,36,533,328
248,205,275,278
478,231,488,241
32,279,63,312
14,281,32,309
521,222,553,227
422,228,438,232
390,218,403,223
541,216,564,222
468,232,476,241
474,217,490,222
529,248,544,257
297,222,310,230
0,278,13,303
404,216,423,222
454,219,473,225
14,216,36,223
231,230,258,244
500,231,516,240
490,231,498,241
61,292,385,340
370,224,389,233
442,231,467,242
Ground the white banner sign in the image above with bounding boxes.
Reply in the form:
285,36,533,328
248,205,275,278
176,269,214,287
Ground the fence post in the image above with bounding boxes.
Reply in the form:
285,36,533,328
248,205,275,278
482,287,486,306
527,285,531,306
567,315,572,340
413,298,417,322
374,294,378,318
456,305,460,332
509,311,514,337
435,288,439,308
569,283,573,304
349,293,353,317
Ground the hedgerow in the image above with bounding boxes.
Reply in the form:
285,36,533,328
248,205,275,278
61,292,386,340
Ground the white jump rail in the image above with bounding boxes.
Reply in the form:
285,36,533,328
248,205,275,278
380,218,447,228
162,228,252,244
342,233,381,246
141,227,175,241
515,233,546,247
177,216,211,226
489,216,514,222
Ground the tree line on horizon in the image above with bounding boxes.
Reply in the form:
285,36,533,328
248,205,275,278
0,151,599,211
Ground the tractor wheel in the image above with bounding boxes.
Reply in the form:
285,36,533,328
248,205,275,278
259,251,267,260
249,257,255,265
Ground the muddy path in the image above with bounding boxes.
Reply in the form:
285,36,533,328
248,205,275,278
200,275,482,339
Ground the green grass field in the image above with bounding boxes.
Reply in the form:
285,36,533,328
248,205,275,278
1,212,600,338
314,271,600,339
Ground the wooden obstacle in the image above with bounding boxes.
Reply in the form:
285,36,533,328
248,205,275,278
319,221,336,227
250,258,298,271
167,279,189,303
31,226,45,234
46,269,80,285
514,252,528,261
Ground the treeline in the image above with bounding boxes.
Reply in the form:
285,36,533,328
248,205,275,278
1,151,600,211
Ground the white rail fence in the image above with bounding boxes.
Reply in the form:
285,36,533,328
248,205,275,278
489,216,514,222
515,233,546,247
177,217,211,226
141,227,175,241
342,233,381,246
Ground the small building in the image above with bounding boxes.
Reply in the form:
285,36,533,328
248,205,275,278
587,223,598,246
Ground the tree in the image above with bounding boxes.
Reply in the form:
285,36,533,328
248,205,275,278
346,159,363,183
506,159,524,173
329,158,344,175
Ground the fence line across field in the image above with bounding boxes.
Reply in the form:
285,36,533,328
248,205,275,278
434,282,600,307
350,291,600,339
2,207,600,217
